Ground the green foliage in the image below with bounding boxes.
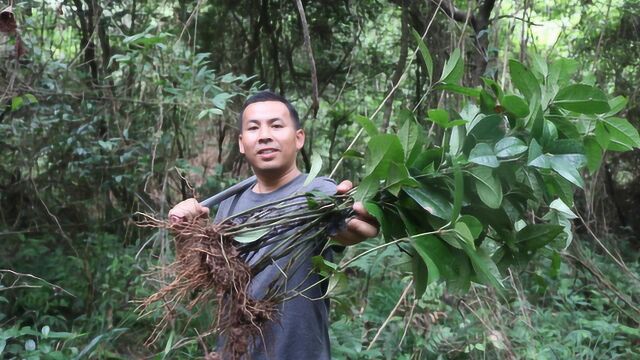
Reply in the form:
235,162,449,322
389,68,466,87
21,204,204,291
353,44,640,296
330,236,640,359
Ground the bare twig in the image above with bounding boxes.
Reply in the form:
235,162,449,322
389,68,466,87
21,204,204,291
366,279,413,351
0,269,75,297
575,210,640,283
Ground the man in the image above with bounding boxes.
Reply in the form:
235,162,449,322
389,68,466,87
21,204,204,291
169,91,378,359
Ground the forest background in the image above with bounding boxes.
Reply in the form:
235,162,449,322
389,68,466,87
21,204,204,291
1,0,639,358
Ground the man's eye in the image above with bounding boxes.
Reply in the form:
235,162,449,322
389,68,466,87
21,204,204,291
248,126,258,131
272,124,283,128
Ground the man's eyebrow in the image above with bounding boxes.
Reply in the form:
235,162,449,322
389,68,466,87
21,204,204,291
246,118,283,124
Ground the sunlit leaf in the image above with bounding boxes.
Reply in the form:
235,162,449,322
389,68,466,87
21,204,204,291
495,137,528,158
439,48,463,84
469,143,499,168
602,117,640,151
550,156,584,188
549,198,577,219
234,228,269,243
303,152,323,187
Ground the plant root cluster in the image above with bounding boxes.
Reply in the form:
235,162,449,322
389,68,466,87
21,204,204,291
138,217,278,360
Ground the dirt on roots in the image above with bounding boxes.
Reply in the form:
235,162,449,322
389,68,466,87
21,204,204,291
139,218,278,359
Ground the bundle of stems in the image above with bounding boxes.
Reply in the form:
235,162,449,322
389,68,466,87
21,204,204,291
137,190,353,359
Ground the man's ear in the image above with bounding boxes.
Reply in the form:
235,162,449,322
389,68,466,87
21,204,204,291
295,129,305,150
238,134,245,154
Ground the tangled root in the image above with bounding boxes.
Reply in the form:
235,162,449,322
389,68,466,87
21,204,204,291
137,217,278,359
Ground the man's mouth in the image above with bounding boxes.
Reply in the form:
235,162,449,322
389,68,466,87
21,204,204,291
257,148,279,155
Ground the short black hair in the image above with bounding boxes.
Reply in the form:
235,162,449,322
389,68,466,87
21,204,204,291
238,90,301,130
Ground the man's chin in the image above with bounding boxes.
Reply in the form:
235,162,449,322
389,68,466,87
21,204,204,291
252,164,285,175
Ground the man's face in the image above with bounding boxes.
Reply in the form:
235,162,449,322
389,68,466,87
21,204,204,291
239,101,305,176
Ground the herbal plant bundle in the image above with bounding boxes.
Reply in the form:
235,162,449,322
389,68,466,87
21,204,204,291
137,192,353,359
139,40,640,359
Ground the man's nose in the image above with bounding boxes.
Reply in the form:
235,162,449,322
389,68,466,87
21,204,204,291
258,126,273,142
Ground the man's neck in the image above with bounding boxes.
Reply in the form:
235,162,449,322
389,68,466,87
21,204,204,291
253,167,301,193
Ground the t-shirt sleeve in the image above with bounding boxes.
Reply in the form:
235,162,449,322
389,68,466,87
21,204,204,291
302,176,337,196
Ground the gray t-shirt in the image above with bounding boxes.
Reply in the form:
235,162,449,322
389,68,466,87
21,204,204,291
214,174,337,360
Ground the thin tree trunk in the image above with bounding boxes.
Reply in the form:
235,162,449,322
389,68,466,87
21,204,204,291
382,0,409,133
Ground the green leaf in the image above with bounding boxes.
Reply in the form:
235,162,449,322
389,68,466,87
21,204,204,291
353,175,380,202
459,242,504,292
412,252,428,297
355,115,379,136
439,48,463,84
605,96,627,116
363,202,383,224
468,143,499,168
412,29,433,81
398,117,419,160
385,162,415,196
495,137,528,158
365,134,404,177
527,102,544,140
549,198,577,219
467,114,503,141
479,89,496,114
24,93,38,104
583,136,603,173
550,156,584,189
427,109,449,127
508,60,541,100
527,139,549,168
515,224,563,251
451,163,463,221
469,167,503,209
459,215,483,239
548,58,578,86
312,256,339,277
547,114,580,139
542,120,559,147
595,122,610,148
11,96,23,111
553,84,610,114
342,149,364,159
303,152,323,187
449,125,465,156
602,117,640,151
501,95,529,118
412,234,452,285
531,52,548,78
162,330,174,359
234,228,269,243
404,186,452,220
454,222,475,248
436,83,481,97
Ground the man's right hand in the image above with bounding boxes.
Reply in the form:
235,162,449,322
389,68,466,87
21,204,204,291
168,198,210,223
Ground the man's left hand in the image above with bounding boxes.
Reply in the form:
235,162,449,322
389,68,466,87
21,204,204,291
332,180,380,246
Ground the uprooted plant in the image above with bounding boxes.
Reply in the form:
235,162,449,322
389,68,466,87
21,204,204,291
137,192,353,359
137,45,640,359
